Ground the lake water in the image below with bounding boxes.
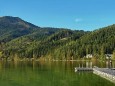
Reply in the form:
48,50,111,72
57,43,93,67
0,61,115,86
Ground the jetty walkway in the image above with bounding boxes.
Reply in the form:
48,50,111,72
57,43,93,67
75,67,93,72
75,67,115,83
93,68,115,83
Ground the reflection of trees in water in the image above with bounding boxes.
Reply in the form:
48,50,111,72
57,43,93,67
78,61,93,68
106,61,115,68
77,61,115,68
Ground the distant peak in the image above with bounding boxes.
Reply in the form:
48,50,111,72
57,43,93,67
0,16,39,28
0,16,22,20
0,16,20,19
0,16,18,18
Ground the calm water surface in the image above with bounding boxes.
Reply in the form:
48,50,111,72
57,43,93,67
0,61,115,86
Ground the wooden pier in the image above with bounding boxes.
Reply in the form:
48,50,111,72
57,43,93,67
75,67,115,83
75,67,93,72
93,68,115,83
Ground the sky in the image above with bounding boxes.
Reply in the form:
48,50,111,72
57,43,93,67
0,0,115,31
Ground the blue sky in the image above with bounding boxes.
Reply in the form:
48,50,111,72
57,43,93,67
0,0,115,31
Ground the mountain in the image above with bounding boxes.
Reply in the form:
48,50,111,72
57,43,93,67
53,24,115,60
0,16,40,42
0,16,115,60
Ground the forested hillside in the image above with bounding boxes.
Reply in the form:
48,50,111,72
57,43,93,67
0,16,115,60
53,25,115,60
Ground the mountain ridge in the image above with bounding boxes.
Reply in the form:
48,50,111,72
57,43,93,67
0,16,115,60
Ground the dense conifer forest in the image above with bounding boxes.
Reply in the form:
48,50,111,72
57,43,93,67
0,16,115,60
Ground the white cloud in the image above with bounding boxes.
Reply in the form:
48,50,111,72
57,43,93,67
75,18,82,22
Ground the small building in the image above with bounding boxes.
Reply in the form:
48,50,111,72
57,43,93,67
105,54,112,59
86,54,93,58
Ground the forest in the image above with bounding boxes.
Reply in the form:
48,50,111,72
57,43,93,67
0,16,115,61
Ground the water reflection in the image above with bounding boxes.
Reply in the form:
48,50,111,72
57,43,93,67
0,61,115,86
106,61,115,68
0,60,115,70
76,61,115,68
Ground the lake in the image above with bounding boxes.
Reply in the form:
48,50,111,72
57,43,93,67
0,61,115,86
